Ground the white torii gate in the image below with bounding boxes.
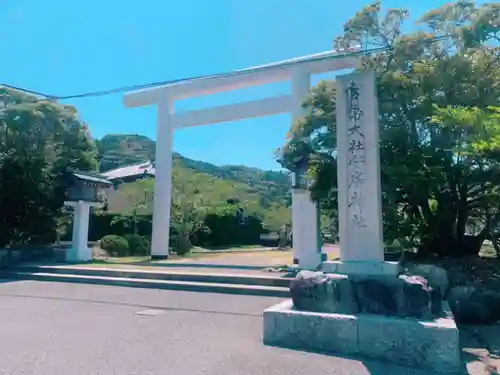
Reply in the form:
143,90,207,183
122,49,395,274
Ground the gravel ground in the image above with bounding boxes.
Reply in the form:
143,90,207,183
0,279,436,375
165,245,340,267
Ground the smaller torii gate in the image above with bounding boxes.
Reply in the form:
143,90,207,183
122,50,394,274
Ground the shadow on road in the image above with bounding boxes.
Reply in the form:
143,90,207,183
0,277,27,285
461,325,500,374
0,291,263,318
264,344,456,375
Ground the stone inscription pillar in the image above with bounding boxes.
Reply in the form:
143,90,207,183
323,71,399,275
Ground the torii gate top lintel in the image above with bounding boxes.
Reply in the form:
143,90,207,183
120,48,370,267
123,49,361,109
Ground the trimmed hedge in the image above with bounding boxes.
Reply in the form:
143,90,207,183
63,212,267,248
100,235,129,257
61,213,154,241
124,234,150,256
199,213,265,247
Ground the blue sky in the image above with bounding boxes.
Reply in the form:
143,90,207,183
3,0,449,170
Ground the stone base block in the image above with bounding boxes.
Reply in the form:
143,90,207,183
65,247,92,262
151,255,169,261
294,254,328,265
263,299,462,374
322,260,401,276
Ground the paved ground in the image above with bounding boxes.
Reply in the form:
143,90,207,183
0,279,436,375
72,264,282,275
461,325,500,374
86,247,340,270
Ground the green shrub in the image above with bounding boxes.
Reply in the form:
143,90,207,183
124,234,150,256
100,235,129,257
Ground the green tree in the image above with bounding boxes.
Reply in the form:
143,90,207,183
263,202,291,232
170,166,210,254
279,1,500,258
111,177,154,234
0,87,98,247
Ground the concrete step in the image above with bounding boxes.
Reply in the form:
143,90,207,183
15,265,293,287
8,271,291,298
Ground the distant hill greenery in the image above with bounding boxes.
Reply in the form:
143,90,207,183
96,134,156,172
97,134,292,231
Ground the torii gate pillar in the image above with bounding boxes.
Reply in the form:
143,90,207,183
290,71,324,269
149,94,174,260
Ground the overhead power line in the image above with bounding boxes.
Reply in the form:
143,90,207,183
48,46,388,100
2,34,454,101
1,84,53,99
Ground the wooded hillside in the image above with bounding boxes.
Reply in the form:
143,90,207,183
97,134,292,231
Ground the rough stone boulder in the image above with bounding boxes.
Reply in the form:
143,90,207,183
404,263,449,297
290,270,442,319
290,271,358,314
448,285,500,324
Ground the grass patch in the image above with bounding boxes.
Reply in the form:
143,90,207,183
92,256,151,264
190,245,273,253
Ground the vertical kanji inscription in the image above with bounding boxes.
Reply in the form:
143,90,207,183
346,80,367,229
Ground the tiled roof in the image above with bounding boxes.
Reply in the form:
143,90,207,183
67,169,113,186
101,161,156,180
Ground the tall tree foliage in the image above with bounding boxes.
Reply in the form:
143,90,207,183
279,1,500,257
0,87,98,246
110,177,154,235
170,165,211,253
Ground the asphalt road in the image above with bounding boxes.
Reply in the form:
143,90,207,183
0,280,436,375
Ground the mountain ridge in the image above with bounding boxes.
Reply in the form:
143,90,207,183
96,134,290,196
